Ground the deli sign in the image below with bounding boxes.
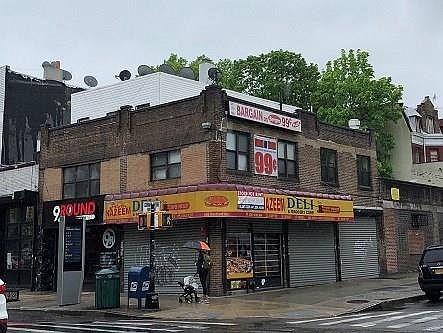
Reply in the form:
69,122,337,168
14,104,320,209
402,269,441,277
43,196,104,225
229,101,301,132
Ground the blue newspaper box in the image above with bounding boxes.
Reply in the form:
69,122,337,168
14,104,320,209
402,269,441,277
128,266,151,309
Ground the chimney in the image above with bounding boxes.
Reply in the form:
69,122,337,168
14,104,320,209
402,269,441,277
43,60,63,81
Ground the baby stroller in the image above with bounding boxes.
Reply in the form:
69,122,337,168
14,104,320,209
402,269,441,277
178,275,200,304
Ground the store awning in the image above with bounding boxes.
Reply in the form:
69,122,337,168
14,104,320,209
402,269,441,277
103,183,354,224
104,183,352,201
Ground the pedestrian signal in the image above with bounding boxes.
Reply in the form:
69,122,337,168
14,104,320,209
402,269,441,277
138,213,147,231
156,211,173,229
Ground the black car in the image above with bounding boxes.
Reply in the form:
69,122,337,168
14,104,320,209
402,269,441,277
418,245,443,302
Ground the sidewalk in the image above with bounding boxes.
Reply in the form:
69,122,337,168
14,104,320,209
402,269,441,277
8,273,424,321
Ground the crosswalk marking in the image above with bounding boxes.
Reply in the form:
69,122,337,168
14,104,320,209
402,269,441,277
351,310,438,328
8,319,236,333
387,314,443,329
319,311,403,326
287,313,365,324
9,329,67,333
425,325,443,332
94,321,209,330
136,319,237,326
18,323,184,332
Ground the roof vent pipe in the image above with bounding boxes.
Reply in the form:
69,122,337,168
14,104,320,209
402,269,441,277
348,118,361,130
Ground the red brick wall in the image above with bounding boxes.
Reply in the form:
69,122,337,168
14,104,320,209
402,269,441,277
208,219,224,296
383,208,399,273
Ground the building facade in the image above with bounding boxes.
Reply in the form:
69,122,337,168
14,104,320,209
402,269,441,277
380,178,443,273
0,64,82,288
38,84,380,295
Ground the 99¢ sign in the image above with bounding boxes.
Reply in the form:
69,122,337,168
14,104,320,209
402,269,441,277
254,135,278,177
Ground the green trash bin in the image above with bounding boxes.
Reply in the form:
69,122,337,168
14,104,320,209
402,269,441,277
95,268,121,309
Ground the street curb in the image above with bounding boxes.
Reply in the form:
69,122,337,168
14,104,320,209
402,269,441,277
8,307,163,320
336,294,427,317
9,293,427,322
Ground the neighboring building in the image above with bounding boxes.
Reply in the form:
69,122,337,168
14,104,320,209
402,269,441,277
0,64,82,288
0,162,38,287
388,98,443,187
381,97,443,274
380,178,443,273
0,65,82,165
39,79,380,295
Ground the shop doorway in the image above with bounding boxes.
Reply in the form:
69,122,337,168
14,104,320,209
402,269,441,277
4,207,33,287
253,233,282,289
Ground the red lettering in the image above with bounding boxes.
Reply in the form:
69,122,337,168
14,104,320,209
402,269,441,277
60,204,66,217
87,201,96,214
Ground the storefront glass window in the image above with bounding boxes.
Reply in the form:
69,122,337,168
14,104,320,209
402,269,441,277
254,233,282,288
226,233,253,289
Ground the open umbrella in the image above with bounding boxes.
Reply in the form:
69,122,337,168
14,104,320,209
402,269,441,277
183,240,210,251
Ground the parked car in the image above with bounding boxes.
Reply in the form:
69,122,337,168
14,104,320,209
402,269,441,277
418,245,443,302
0,279,7,332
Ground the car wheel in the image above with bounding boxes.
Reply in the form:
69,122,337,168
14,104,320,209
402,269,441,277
426,291,441,303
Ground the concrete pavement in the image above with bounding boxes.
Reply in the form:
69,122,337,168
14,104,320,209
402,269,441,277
8,273,424,321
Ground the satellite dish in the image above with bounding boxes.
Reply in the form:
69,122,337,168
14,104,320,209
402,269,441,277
137,65,154,76
117,70,131,81
84,75,98,88
208,67,222,84
159,64,175,75
178,67,195,80
62,70,72,81
42,61,51,68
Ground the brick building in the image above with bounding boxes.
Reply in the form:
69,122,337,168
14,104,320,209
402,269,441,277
380,178,443,273
38,78,380,295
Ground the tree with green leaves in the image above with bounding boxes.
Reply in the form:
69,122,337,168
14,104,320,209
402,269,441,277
312,49,403,177
160,53,212,79
217,50,320,110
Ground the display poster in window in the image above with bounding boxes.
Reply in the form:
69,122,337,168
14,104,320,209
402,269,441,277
226,233,254,280
63,222,83,271
254,135,278,177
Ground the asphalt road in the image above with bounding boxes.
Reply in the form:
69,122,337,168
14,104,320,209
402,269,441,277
7,298,443,332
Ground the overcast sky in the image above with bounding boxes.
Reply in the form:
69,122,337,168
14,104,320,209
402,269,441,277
1,0,441,113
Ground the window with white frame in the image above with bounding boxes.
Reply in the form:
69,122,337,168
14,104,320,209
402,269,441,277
151,150,181,180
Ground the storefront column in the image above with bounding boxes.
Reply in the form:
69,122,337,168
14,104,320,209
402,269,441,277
208,218,224,296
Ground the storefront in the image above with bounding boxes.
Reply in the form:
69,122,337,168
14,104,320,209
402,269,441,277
103,184,355,295
42,196,121,291
0,190,38,288
338,216,379,280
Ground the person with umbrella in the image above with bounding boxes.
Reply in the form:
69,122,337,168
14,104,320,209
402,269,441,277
184,241,211,303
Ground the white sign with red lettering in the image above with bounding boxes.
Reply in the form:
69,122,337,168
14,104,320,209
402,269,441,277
254,135,278,177
229,101,301,132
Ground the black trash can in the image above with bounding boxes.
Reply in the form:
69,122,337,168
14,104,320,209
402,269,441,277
95,268,121,309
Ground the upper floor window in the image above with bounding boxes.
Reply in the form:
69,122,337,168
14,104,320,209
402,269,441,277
320,148,338,185
414,147,422,163
63,163,100,199
278,141,297,179
151,150,181,180
357,155,371,188
227,131,249,171
426,116,435,134
430,149,439,162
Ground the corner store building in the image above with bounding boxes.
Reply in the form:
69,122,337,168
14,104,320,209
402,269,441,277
39,79,380,295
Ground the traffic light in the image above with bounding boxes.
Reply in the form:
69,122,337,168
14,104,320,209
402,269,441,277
138,213,147,231
156,211,173,229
